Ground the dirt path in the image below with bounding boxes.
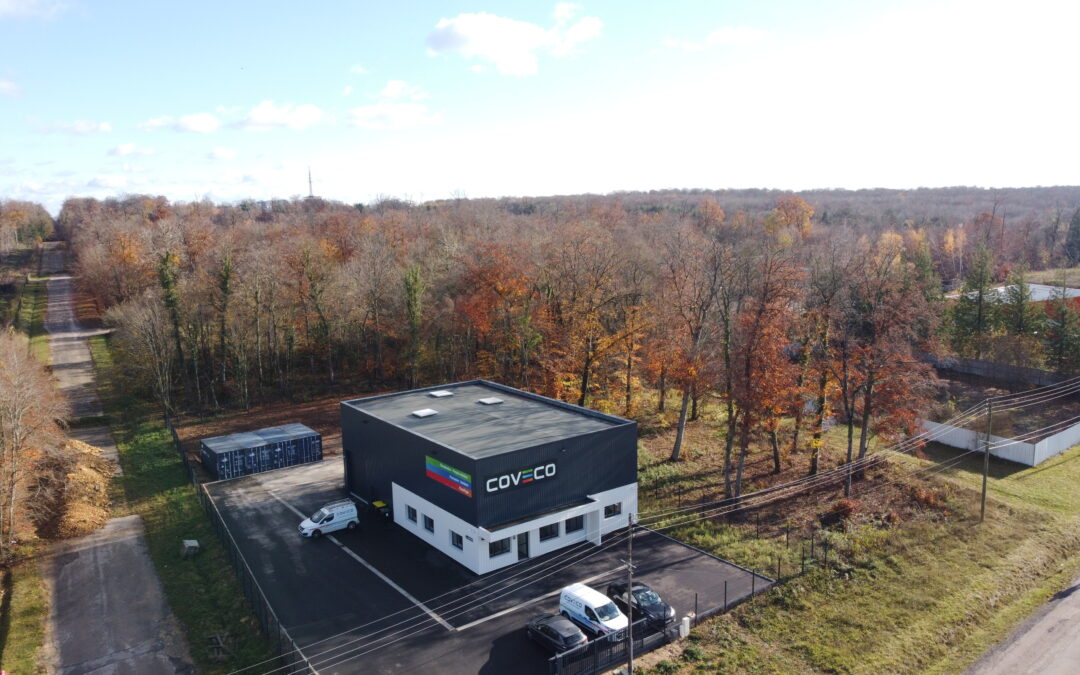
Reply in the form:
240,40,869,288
40,243,193,673
41,242,104,419
967,574,1080,675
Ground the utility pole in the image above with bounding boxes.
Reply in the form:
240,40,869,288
981,400,993,523
308,167,314,198
625,514,635,674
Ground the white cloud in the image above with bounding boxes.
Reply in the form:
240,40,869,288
177,113,220,133
347,101,440,130
140,112,221,133
347,81,439,130
239,101,322,131
0,0,65,19
87,174,130,189
342,85,354,96
350,64,369,75
426,5,602,76
208,147,236,161
378,80,427,100
0,78,20,96
661,26,767,52
38,119,112,134
108,142,154,157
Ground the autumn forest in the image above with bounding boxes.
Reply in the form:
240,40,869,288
8,185,1080,501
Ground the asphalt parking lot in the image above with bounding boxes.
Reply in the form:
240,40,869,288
204,460,771,674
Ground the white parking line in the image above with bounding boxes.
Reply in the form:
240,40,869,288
268,490,454,632
453,567,621,632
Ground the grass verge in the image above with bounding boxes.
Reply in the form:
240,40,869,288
88,335,273,672
0,559,48,674
15,277,50,364
635,431,1080,674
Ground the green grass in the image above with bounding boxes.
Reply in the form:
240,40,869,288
643,438,1080,674
88,335,274,672
0,560,48,674
0,247,34,326
15,277,50,364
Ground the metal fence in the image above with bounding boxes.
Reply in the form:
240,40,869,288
166,414,315,674
929,354,1069,387
548,619,673,675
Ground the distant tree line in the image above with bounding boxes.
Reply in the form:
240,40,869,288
49,188,1080,496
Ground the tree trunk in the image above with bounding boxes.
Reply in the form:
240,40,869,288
670,386,692,462
657,363,666,413
770,427,781,474
857,375,875,459
724,400,737,498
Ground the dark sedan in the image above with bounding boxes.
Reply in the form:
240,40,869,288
606,581,676,628
526,613,588,653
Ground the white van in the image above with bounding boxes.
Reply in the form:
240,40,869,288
559,583,628,639
298,499,359,538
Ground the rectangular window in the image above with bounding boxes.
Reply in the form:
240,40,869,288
489,537,511,557
450,531,463,550
565,515,584,533
539,522,559,542
423,515,434,532
604,503,622,518
407,506,417,523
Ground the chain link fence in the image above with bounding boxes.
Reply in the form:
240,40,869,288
166,413,316,674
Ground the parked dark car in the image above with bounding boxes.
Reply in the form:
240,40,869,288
527,613,588,653
606,582,676,628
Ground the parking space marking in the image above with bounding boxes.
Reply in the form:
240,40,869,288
453,567,621,632
268,490,454,632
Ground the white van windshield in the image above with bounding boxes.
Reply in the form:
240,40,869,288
309,509,329,523
595,602,620,621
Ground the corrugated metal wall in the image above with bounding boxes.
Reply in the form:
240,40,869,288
200,426,323,480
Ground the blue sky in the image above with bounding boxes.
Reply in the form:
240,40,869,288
2,0,1077,213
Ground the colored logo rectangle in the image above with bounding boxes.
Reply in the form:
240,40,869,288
425,455,473,498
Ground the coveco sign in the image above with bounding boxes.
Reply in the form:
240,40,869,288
485,462,557,493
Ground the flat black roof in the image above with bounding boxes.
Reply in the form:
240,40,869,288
342,380,631,460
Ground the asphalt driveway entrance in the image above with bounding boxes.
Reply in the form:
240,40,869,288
204,460,769,674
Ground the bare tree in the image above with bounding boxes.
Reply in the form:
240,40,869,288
0,330,69,557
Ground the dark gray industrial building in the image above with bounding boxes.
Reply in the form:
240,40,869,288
341,380,637,574
200,423,322,481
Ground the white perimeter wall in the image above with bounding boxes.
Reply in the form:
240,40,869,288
391,482,637,575
919,419,1080,466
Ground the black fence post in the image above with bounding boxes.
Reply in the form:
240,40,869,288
776,555,781,581
724,580,728,611
694,593,698,625
751,572,756,597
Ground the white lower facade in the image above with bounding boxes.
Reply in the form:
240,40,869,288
390,481,638,575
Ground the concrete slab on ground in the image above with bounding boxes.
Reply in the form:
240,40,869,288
204,459,768,674
41,243,104,419
44,515,194,675
967,573,1080,675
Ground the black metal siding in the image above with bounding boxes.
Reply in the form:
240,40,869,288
342,402,636,528
472,423,637,528
341,404,480,523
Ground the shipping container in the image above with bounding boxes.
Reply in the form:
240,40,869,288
200,423,322,480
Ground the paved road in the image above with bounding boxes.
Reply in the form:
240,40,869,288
44,516,194,675
207,460,769,674
41,242,104,419
40,243,192,674
968,574,1080,675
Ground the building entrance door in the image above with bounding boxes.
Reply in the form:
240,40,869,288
517,533,530,560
